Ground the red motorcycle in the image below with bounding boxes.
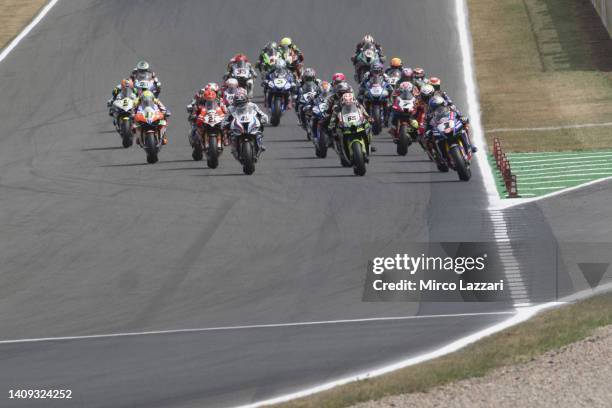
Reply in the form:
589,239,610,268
194,102,226,169
390,88,421,156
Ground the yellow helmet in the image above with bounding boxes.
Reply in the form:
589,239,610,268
280,37,292,47
390,57,402,68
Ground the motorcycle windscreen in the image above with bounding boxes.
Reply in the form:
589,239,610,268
135,71,153,81
340,103,363,127
233,105,258,133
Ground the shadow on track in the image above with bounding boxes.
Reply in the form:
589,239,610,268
82,146,124,151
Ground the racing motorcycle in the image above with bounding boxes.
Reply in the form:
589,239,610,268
133,71,159,97
111,95,136,148
386,68,402,90
134,106,168,164
193,104,226,168
354,43,381,83
228,104,266,175
310,95,330,158
428,106,472,181
362,75,390,135
296,82,318,139
390,89,419,156
266,68,294,126
333,102,371,176
230,60,255,98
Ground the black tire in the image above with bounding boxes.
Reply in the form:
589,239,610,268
396,125,409,156
271,97,281,126
120,121,132,148
241,141,255,175
351,142,366,176
192,143,203,161
144,134,158,164
450,145,471,181
372,105,382,135
207,136,219,169
318,129,328,158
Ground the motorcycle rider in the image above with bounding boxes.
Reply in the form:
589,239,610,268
223,92,269,155
327,85,376,152
130,60,162,97
351,34,386,64
133,90,170,145
278,37,304,79
426,78,477,152
385,57,403,75
264,59,297,108
107,78,136,117
413,67,427,90
295,67,322,128
221,78,240,106
193,89,229,148
328,92,374,156
358,62,393,126
427,94,477,153
256,41,279,73
224,54,258,82
388,81,423,139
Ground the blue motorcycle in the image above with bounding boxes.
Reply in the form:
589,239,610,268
362,75,391,135
265,68,294,126
429,106,472,181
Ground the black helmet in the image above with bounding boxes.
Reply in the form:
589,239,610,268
303,67,316,82
234,93,248,107
335,81,351,94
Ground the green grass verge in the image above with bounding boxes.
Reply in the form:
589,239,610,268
272,292,612,407
489,151,612,198
468,0,612,152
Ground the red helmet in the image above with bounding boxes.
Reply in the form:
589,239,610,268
429,76,441,91
413,67,425,80
203,89,217,101
234,53,248,63
331,72,346,85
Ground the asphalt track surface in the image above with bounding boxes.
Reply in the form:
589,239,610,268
0,1,596,407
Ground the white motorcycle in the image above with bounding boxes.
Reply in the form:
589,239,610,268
112,96,136,148
228,104,266,175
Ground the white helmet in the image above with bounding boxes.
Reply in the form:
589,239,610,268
225,78,238,89
362,34,374,44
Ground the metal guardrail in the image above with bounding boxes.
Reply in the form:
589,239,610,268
592,0,612,36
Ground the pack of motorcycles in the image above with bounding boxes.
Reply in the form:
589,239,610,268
108,48,472,179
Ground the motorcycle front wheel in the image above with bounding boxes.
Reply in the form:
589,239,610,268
207,135,219,169
241,141,255,175
351,142,366,176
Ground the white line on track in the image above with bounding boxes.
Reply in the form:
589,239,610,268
237,281,612,408
507,151,612,158
509,155,612,165
0,312,517,345
515,166,612,175
0,0,60,64
487,122,612,133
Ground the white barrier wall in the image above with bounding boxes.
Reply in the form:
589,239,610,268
592,0,612,35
